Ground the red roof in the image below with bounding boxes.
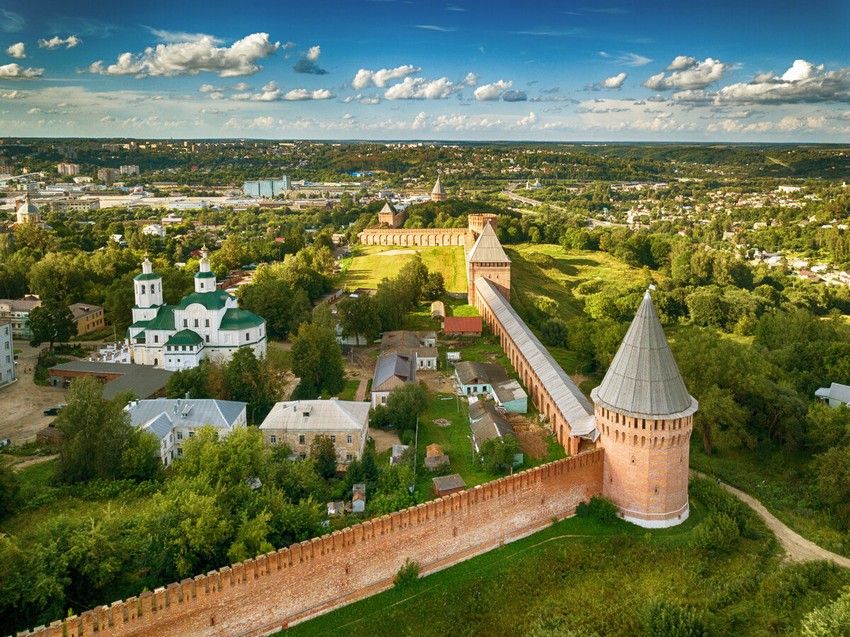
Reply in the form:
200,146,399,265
442,316,482,334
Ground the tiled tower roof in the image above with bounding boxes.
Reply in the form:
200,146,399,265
591,290,697,419
467,222,510,263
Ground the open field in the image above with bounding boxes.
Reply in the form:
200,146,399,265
340,245,468,293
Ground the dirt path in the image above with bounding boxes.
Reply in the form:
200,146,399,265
7,454,59,472
354,379,368,402
696,472,850,568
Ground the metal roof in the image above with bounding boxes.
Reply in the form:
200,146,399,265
143,412,173,441
259,399,369,432
431,176,445,195
442,316,482,333
219,308,265,330
145,305,177,331
372,352,416,392
175,289,233,311
591,290,697,419
433,474,466,491
467,223,510,264
493,379,527,405
454,361,508,387
816,382,850,404
48,361,173,399
475,277,597,439
165,329,203,346
127,398,247,431
468,402,515,444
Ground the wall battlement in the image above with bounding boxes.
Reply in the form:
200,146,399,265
17,449,604,637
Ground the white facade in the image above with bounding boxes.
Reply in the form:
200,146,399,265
127,250,267,371
0,321,15,388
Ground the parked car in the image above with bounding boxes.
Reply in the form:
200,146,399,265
43,404,66,416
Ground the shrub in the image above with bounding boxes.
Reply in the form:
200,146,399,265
644,599,707,637
690,512,739,554
393,558,420,591
576,496,619,525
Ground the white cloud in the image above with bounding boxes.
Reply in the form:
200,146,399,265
146,28,221,44
643,57,730,91
199,84,222,93
6,42,25,59
0,9,25,33
705,60,850,105
283,88,334,100
87,32,279,78
0,90,24,99
473,80,512,101
293,45,327,74
599,72,627,89
231,81,283,101
462,72,479,87
600,51,652,67
0,63,44,79
415,25,458,32
517,111,538,127
39,35,82,50
305,46,321,62
352,65,421,90
385,77,461,100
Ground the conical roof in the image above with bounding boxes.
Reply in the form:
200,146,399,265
431,175,445,195
380,201,395,214
591,291,697,419
468,222,510,263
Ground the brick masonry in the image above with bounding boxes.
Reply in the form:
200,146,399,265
17,450,603,637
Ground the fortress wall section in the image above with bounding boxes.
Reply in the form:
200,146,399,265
357,227,469,247
19,451,603,637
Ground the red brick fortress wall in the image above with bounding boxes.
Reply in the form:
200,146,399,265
20,451,604,637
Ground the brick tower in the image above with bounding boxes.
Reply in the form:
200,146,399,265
467,221,510,307
591,290,697,528
430,175,447,202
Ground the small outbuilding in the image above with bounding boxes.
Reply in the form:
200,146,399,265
442,316,482,337
430,301,445,319
816,382,850,408
432,474,466,498
424,443,450,471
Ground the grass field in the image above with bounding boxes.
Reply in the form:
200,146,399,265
341,245,468,293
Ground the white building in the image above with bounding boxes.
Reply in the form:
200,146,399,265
0,320,15,389
141,223,166,238
259,399,370,467
120,165,140,176
126,249,267,370
126,397,247,465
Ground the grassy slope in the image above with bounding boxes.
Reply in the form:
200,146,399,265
341,245,468,293
283,487,849,637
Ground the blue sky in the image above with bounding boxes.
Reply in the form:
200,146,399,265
1,0,849,141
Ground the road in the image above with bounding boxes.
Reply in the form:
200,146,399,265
697,472,850,568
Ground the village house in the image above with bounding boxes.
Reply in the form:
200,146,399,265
259,398,370,467
68,303,106,336
125,397,247,465
467,400,522,466
381,330,438,370
454,361,528,413
815,382,850,408
371,351,417,407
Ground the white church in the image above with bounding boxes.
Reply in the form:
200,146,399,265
127,248,267,371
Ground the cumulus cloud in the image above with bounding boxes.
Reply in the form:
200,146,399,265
39,35,82,50
0,63,44,79
502,90,528,102
352,65,421,90
232,81,283,101
599,51,652,67
6,42,25,59
473,80,512,101
643,56,730,91
599,72,627,89
385,77,461,100
87,33,279,78
462,72,479,87
293,45,327,74
710,59,850,104
283,88,334,100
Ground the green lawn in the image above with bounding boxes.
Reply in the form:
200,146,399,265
282,479,849,637
335,379,362,401
340,245,468,293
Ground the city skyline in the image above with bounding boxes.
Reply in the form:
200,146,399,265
1,0,849,141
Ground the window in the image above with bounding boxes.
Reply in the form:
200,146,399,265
183,319,188,328
298,434,305,444
177,448,183,456
188,431,194,437
176,432,183,440
154,335,159,343
205,319,210,328
270,434,277,444
245,332,250,342
194,319,199,328
381,396,387,404
330,435,336,443
151,284,155,293
347,435,353,444
346,454,353,462
141,284,146,294
205,335,210,343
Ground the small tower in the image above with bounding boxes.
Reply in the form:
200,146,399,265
466,221,511,307
430,175,446,202
378,201,407,228
592,290,697,528
194,246,217,293
132,254,163,323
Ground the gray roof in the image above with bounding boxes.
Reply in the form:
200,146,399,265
380,201,396,214
591,291,697,419
127,398,246,431
475,278,598,439
455,361,509,387
431,175,445,195
493,379,527,405
48,361,173,400
433,474,466,491
68,303,103,320
467,222,510,264
468,402,515,444
816,382,850,404
372,352,416,392
143,412,174,441
259,399,369,432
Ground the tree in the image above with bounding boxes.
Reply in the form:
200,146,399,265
479,435,522,474
55,377,161,483
290,322,345,398
28,301,76,350
815,445,850,524
310,434,337,479
337,294,381,345
800,586,850,637
0,463,19,521
165,361,211,399
384,382,428,432
238,279,310,340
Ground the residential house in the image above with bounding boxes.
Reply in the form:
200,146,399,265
68,303,105,336
0,320,15,388
468,400,523,466
259,398,370,467
126,397,247,465
454,361,528,413
815,382,850,408
371,352,416,407
381,330,438,370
